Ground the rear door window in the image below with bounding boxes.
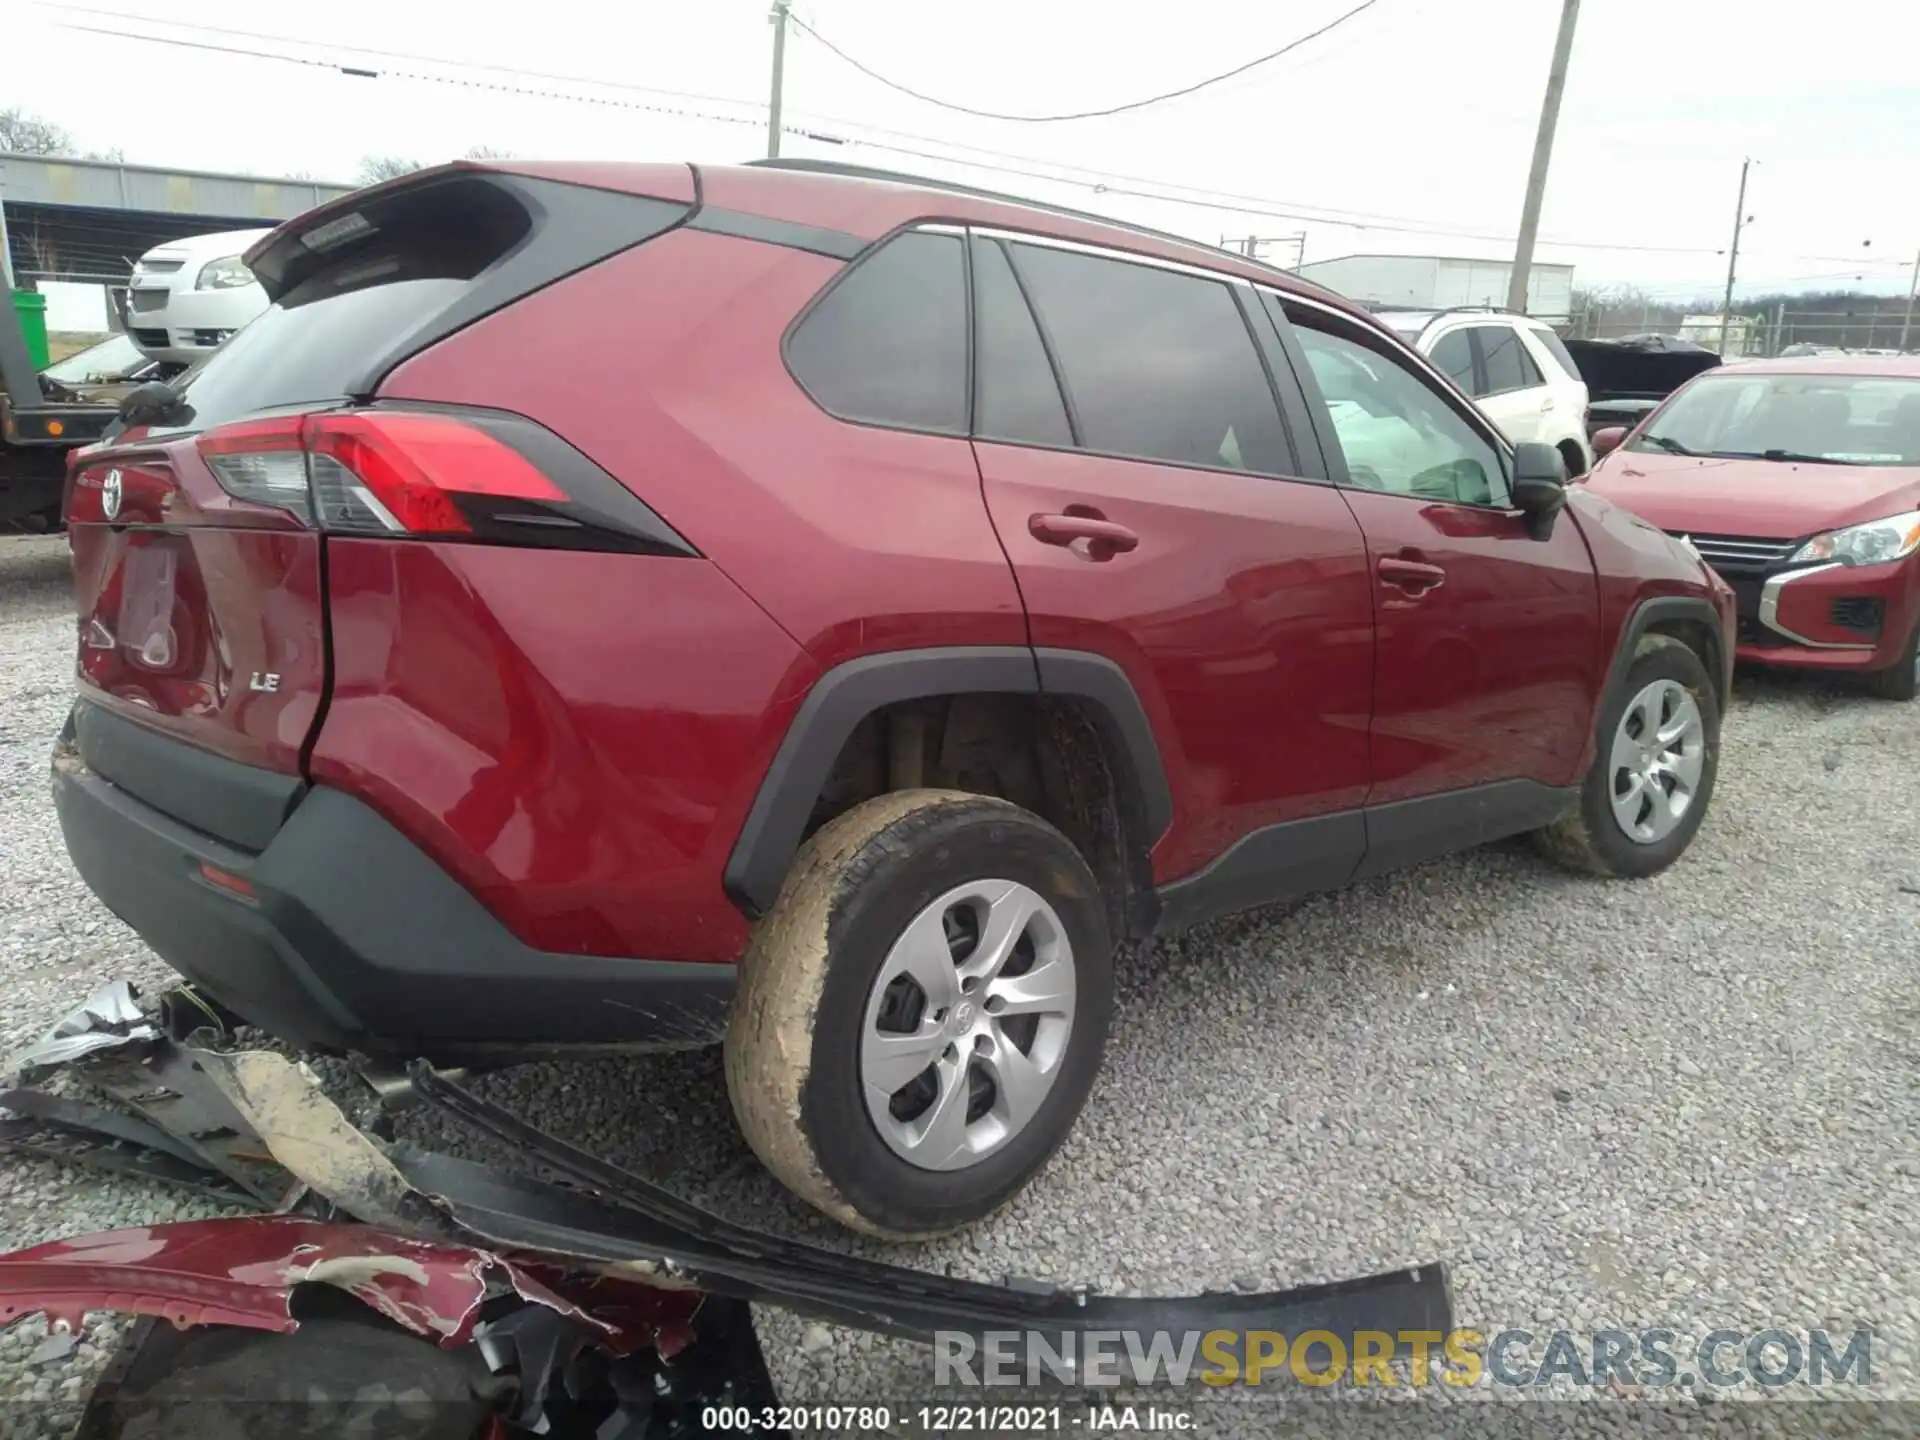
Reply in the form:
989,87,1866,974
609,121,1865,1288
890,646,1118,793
1427,330,1478,392
1007,242,1292,474
787,230,969,434
1475,324,1544,395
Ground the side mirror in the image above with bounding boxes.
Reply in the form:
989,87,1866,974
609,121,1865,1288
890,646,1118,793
1591,425,1628,458
1510,441,1566,541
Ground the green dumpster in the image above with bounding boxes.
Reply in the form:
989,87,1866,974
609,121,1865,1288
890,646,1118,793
11,290,50,370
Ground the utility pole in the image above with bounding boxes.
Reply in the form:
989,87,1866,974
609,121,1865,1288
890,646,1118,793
0,173,15,290
1506,0,1581,314
766,0,791,160
1900,246,1920,352
1718,158,1753,355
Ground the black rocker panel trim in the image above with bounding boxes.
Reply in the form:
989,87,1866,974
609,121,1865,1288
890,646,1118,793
1153,778,1578,935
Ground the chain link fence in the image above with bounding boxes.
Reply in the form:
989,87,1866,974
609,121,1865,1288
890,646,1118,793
1567,305,1919,358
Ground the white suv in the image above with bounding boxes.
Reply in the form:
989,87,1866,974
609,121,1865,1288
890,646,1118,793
1375,308,1592,475
125,228,272,367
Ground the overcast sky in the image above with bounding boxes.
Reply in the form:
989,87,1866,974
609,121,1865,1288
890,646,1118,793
10,0,1920,300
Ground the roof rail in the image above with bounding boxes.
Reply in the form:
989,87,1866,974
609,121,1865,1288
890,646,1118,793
1364,302,1532,320
744,157,1343,299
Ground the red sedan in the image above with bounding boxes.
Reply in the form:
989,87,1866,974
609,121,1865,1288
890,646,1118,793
1586,354,1920,699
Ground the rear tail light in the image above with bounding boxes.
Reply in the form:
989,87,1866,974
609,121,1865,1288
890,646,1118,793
193,408,694,556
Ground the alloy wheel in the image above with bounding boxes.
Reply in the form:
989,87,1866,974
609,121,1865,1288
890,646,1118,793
860,879,1076,1171
1607,678,1706,844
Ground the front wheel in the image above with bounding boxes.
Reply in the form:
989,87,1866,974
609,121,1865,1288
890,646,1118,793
725,790,1112,1238
1534,633,1721,878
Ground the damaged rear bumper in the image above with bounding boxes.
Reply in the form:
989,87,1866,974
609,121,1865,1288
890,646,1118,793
53,705,734,1058
1,991,1453,1364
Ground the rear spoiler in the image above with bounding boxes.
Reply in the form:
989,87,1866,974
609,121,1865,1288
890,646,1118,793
243,160,493,301
240,162,697,401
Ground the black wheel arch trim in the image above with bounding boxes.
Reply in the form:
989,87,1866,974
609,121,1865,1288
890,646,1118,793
1608,595,1730,715
722,646,1172,918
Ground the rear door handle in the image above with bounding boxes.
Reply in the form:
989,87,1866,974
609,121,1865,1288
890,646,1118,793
1378,555,1447,594
1029,511,1139,557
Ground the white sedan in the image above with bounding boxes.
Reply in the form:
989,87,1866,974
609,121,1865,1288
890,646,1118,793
125,228,272,366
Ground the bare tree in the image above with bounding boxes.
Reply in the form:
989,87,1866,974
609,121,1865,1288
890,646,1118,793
0,107,75,156
356,155,425,184
465,145,514,159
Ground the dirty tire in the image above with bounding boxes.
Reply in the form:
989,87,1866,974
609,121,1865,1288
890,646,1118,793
725,789,1112,1239
1865,621,1918,701
1533,633,1721,879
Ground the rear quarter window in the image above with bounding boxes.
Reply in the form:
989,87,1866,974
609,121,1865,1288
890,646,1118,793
786,230,969,435
1529,326,1583,383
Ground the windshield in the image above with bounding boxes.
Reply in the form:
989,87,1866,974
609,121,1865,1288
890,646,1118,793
41,334,150,385
1631,372,1920,466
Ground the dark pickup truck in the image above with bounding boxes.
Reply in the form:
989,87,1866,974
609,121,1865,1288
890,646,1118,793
1562,335,1723,440
0,306,141,529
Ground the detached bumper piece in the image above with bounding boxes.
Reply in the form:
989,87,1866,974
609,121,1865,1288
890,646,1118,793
3,982,1454,1436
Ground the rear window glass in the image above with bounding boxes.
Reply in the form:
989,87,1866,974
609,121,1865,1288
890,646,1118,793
165,279,471,432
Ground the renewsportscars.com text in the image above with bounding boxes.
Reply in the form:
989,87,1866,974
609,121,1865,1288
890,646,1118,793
934,1327,1874,1390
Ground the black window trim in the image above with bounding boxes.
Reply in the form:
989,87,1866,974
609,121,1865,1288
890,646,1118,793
1467,321,1546,399
1267,289,1520,512
976,233,1083,447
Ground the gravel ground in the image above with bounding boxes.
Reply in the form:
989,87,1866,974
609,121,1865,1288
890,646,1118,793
1,529,1916,1436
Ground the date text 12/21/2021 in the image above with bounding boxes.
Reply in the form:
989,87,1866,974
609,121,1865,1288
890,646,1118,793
701,1406,1196,1431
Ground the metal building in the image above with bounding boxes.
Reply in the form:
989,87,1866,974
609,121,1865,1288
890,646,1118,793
1,152,353,287
1293,253,1577,322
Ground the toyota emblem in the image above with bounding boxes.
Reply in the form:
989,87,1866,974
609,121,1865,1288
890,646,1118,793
101,469,123,521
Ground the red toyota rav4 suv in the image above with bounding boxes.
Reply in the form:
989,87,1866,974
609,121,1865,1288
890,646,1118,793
55,160,1733,1238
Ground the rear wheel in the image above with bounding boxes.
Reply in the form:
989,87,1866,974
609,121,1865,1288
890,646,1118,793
1534,634,1720,878
725,790,1112,1238
1865,622,1919,701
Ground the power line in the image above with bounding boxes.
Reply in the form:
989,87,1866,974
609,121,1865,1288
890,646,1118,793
39,6,1915,269
49,21,812,140
830,134,1903,263
786,1,1386,123
38,2,767,115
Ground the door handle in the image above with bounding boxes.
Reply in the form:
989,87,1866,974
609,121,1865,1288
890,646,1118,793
1029,511,1139,557
1378,555,1447,594
1540,397,1556,412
